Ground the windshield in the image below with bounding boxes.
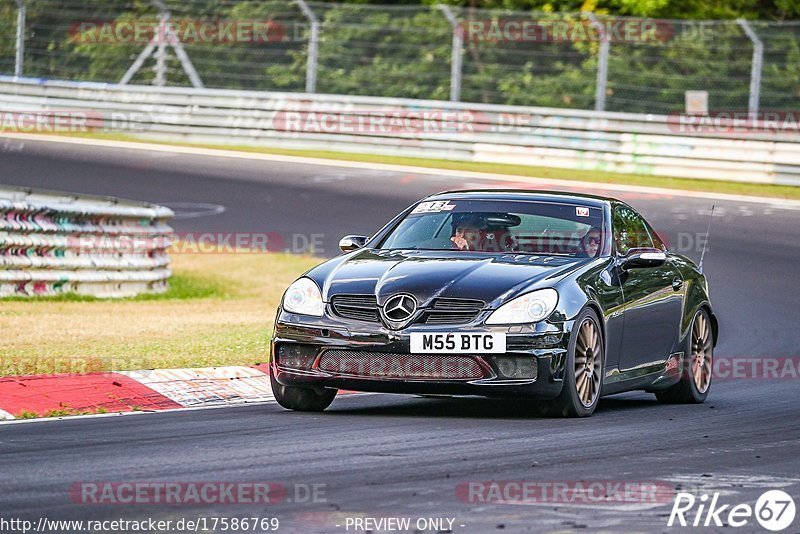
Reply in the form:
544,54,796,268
378,199,606,257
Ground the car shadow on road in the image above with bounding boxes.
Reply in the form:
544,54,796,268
324,392,662,420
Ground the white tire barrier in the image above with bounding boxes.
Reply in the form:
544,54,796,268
0,186,173,298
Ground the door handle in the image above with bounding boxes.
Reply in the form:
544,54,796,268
672,278,683,291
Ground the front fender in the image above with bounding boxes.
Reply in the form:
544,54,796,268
672,254,718,347
550,258,624,369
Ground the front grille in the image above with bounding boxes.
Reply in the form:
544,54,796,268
422,297,485,325
331,294,380,322
318,350,486,380
423,312,479,325
330,295,485,326
432,298,485,310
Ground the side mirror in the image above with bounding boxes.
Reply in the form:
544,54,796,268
620,248,666,269
339,235,368,253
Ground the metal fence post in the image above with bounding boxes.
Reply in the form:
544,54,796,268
14,0,26,79
121,0,204,87
438,5,463,102
154,0,204,88
296,0,319,93
154,14,168,86
586,13,609,112
737,19,763,118
120,41,157,85
168,27,204,88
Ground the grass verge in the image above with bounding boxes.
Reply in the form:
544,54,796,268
0,251,320,376
49,132,800,201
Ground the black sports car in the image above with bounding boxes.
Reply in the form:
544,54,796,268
270,190,717,417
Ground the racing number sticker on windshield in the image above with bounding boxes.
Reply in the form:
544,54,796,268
412,201,456,214
576,207,590,217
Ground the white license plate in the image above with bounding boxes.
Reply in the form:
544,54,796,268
410,332,506,354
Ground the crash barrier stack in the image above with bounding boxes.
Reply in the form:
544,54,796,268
0,77,799,186
0,186,174,298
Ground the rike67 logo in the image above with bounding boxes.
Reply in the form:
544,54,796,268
669,490,796,531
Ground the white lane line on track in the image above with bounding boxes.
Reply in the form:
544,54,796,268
0,400,279,426
3,132,799,209
167,202,226,219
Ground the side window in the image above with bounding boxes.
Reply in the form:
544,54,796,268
612,206,654,255
645,221,668,252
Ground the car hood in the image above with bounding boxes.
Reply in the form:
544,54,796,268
312,249,586,308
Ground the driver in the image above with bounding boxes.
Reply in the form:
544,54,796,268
581,227,602,257
450,214,487,251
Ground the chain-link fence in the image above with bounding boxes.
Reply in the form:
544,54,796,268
1,0,799,114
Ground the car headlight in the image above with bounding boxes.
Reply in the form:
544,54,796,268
485,289,559,325
283,278,324,317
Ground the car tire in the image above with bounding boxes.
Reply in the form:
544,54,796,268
543,308,604,418
655,308,712,404
270,373,337,412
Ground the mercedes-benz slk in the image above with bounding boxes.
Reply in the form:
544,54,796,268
270,190,717,417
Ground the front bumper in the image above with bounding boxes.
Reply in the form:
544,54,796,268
270,308,572,400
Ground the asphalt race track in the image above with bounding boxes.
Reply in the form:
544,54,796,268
2,137,799,533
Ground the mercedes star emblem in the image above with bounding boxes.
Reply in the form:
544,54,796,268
381,294,417,327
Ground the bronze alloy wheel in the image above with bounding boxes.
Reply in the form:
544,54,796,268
691,310,713,394
575,317,603,408
655,308,713,404
544,308,605,417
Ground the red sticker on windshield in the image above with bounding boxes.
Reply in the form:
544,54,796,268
576,207,590,217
